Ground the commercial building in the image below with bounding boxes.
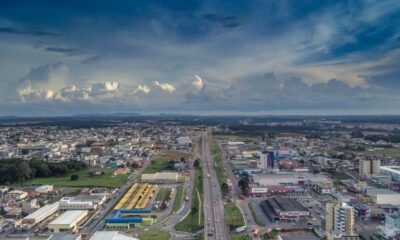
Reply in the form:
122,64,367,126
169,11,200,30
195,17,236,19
141,172,185,183
312,182,335,195
377,212,400,239
48,210,88,233
325,203,359,240
260,197,310,221
251,172,332,187
359,159,380,178
366,188,400,205
22,202,59,225
59,197,95,210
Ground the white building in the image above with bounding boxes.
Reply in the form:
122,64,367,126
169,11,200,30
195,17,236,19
22,202,59,225
59,197,95,210
35,185,53,193
141,172,184,183
90,231,139,240
380,166,400,181
48,210,88,233
359,159,380,178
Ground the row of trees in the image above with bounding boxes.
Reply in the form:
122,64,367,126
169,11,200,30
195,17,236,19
0,159,87,184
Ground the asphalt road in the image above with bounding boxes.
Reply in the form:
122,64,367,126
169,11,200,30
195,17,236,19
202,133,228,240
219,142,260,239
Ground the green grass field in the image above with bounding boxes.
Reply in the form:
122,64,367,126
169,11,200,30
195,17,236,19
24,168,129,188
140,230,171,240
331,171,351,181
175,167,204,233
172,185,184,213
372,148,400,158
229,233,252,240
155,188,171,201
144,150,190,174
224,203,245,230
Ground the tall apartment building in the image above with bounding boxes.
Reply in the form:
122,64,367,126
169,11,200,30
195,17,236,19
326,203,359,240
359,159,380,178
259,151,275,169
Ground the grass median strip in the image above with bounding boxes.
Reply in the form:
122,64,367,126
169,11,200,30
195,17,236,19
175,166,204,233
224,203,245,231
172,185,184,213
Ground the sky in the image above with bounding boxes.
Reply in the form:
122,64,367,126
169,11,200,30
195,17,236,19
0,0,400,116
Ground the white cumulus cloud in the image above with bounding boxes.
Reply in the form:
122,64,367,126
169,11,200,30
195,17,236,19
154,81,175,93
192,75,204,90
134,84,151,94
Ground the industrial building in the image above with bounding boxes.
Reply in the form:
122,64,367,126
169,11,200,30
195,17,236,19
48,210,88,233
22,202,59,225
260,197,310,221
325,203,359,240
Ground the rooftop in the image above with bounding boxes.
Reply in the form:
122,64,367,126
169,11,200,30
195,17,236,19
24,202,59,220
265,197,308,212
49,210,87,225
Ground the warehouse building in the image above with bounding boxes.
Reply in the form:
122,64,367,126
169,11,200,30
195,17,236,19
22,202,59,225
366,188,400,205
59,197,95,210
260,197,310,221
48,210,88,233
141,172,185,183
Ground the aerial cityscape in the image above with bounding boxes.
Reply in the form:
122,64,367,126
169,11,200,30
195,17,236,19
1,1,400,240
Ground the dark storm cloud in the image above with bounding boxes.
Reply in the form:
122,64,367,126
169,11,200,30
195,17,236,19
0,0,400,115
0,26,59,37
45,47,85,56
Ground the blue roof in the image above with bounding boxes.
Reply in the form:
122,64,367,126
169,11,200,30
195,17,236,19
105,217,143,224
120,209,152,214
105,209,151,224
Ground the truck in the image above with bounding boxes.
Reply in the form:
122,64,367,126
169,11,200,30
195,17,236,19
185,196,189,202
207,173,210,178
253,228,259,237
235,226,247,233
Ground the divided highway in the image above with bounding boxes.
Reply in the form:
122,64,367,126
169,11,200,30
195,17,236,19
201,132,228,240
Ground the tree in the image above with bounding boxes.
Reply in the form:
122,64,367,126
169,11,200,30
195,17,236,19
238,175,250,195
193,159,200,168
180,157,186,163
131,162,139,169
221,182,229,196
70,174,79,181
191,207,198,214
